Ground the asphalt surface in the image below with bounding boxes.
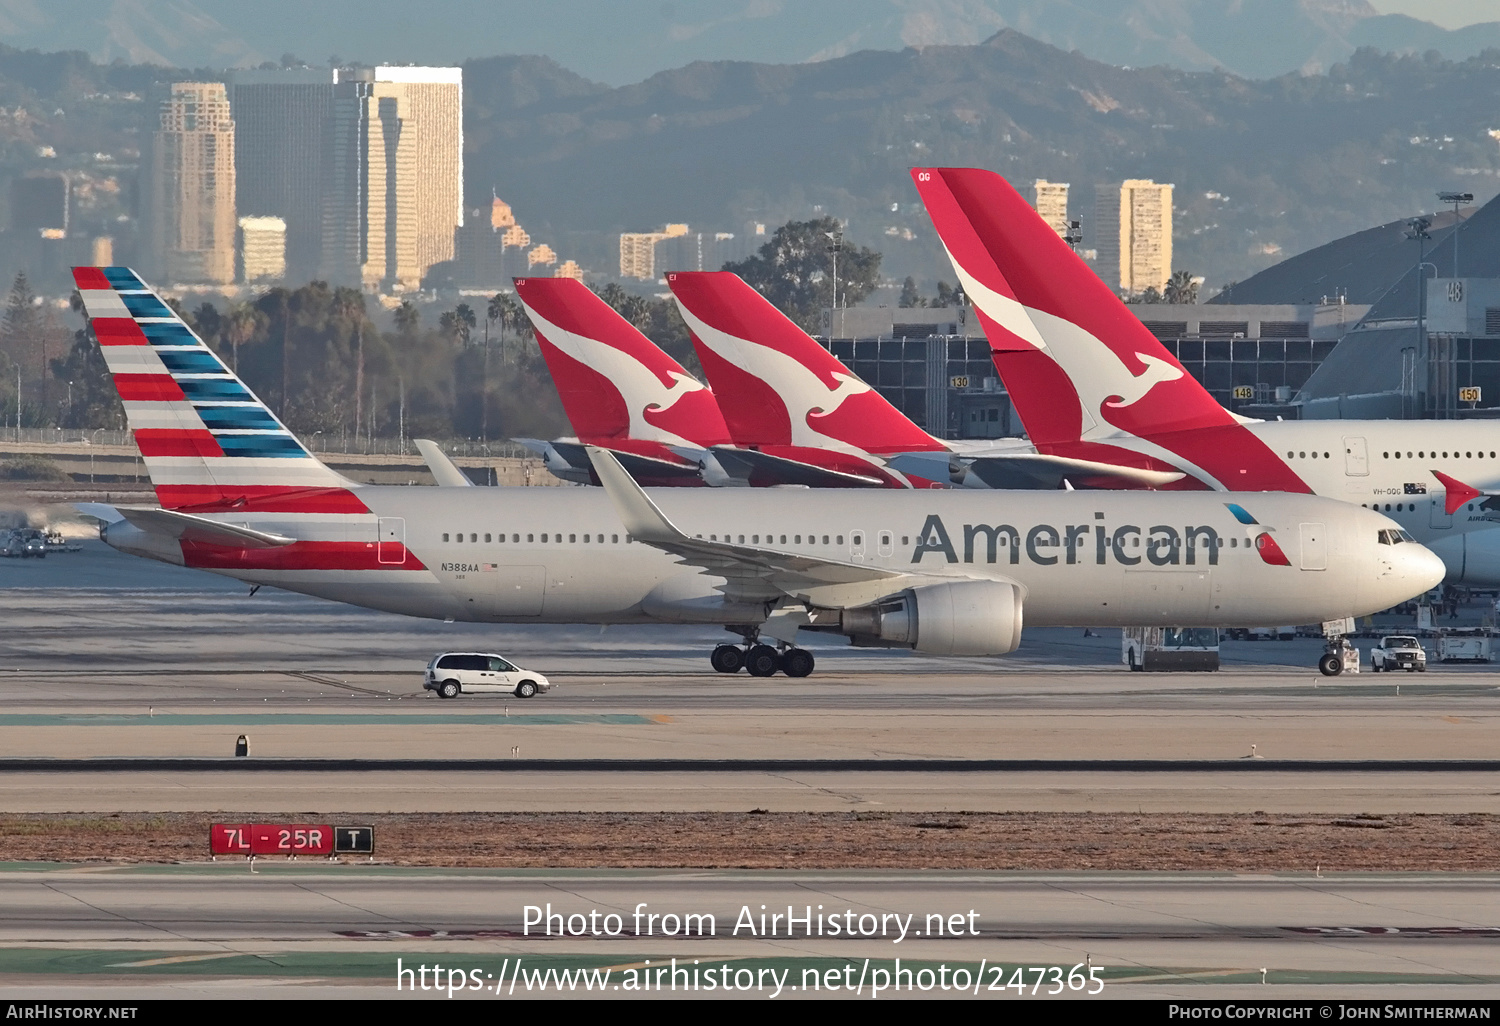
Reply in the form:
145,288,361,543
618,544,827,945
0,865,1494,999
2,539,1498,1000
1,540,1497,812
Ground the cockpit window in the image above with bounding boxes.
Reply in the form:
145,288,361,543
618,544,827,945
1378,529,1407,545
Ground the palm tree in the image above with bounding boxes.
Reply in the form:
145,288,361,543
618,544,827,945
1165,270,1201,305
223,303,265,374
332,287,366,442
393,301,419,339
453,303,476,346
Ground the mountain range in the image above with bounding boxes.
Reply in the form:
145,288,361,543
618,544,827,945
0,18,1498,292
2,0,1499,84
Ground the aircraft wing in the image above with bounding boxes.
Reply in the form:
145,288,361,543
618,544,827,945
112,506,295,548
587,445,931,607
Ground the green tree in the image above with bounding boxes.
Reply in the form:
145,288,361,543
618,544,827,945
223,303,266,373
722,217,882,333
898,276,926,308
331,287,367,441
1165,270,1201,305
933,281,963,308
393,301,420,338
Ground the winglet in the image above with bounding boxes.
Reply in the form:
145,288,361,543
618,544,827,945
585,445,685,544
1432,470,1483,515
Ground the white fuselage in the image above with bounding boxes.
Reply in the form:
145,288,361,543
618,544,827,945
104,486,1442,630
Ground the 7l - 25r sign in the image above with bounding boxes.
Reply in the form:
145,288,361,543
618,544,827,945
211,823,374,856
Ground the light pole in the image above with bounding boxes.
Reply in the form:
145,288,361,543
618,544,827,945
1438,192,1472,277
825,229,842,339
89,427,105,484
1406,217,1433,416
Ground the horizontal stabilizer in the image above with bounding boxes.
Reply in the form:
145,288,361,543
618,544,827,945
114,506,295,548
708,447,886,488
413,439,475,487
1431,470,1491,515
548,440,704,483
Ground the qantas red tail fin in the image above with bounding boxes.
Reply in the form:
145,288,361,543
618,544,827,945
667,271,945,454
514,277,729,448
910,167,1241,445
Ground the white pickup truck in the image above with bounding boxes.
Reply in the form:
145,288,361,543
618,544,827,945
1369,635,1427,673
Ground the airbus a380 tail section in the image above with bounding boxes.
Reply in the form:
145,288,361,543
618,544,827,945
669,270,947,488
514,277,731,486
911,167,1311,493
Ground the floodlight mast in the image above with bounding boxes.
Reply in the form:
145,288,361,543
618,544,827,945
1438,191,1473,276
1406,216,1435,415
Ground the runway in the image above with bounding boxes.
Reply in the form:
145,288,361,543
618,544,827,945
0,865,1494,999
2,540,1498,813
3,535,1499,1000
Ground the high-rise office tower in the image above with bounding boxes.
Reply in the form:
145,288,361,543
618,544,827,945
144,82,236,284
1033,180,1069,240
238,215,287,282
321,67,462,291
1094,179,1173,296
618,223,689,280
229,68,337,282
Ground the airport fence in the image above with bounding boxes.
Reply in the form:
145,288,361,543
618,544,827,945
4,427,532,459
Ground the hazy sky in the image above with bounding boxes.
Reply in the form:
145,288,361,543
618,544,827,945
1370,1,1498,30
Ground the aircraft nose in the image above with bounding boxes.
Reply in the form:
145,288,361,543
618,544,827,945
1398,541,1447,595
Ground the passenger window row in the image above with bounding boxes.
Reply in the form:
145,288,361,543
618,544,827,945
441,532,630,543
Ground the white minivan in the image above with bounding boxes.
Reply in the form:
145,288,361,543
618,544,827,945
424,653,553,699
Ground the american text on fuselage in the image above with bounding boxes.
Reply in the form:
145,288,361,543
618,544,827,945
911,513,1224,566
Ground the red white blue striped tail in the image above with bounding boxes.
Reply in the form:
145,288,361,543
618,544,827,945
71,266,363,513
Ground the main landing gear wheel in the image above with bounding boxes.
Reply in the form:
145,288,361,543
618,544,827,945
780,648,815,678
438,680,460,699
1317,653,1343,677
710,644,744,674
744,645,780,678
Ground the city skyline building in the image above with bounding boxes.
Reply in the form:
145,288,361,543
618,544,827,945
320,66,462,291
144,82,236,284
619,222,688,280
229,67,338,282
237,215,286,282
1094,179,1174,296
1033,179,1069,240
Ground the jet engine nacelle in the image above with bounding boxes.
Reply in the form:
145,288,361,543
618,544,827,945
840,579,1023,656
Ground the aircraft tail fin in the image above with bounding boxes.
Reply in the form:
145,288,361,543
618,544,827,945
667,270,945,453
71,266,362,513
910,168,1238,445
514,277,730,448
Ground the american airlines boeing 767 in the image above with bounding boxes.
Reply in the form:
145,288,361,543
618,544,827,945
72,267,1441,676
